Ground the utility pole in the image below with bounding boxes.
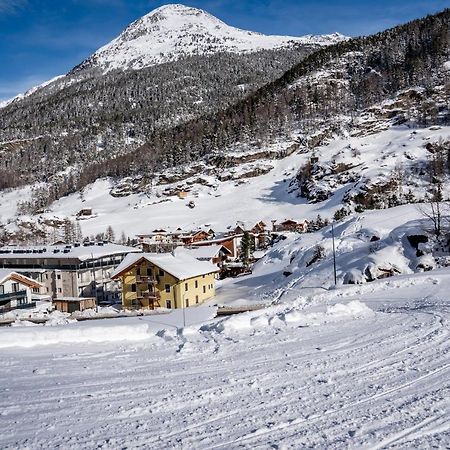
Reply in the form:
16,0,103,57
182,290,187,328
331,223,337,286
91,252,99,312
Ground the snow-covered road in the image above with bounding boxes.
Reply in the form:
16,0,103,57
1,273,449,449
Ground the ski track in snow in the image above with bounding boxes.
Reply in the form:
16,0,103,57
0,295,449,449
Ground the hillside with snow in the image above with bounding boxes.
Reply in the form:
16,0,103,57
2,121,448,241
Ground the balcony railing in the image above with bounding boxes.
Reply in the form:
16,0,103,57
136,275,157,284
136,290,160,300
0,289,27,301
0,301,36,312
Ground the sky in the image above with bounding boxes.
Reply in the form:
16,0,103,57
0,0,448,101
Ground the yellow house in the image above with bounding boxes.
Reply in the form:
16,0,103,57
111,252,220,310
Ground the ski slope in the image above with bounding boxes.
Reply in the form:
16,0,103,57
0,270,449,448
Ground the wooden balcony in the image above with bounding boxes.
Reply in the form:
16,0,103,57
136,290,160,300
136,275,157,284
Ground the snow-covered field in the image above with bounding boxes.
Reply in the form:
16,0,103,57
1,270,449,448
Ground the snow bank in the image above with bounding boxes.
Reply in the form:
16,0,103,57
203,300,373,336
0,322,151,348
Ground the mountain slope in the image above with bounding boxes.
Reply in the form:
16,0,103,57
0,4,341,190
74,4,345,73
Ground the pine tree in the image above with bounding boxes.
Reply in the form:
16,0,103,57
75,222,83,242
240,231,255,268
63,219,76,243
105,225,115,243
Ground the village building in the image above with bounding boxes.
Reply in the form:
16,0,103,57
231,220,270,249
0,243,141,303
191,235,242,259
0,270,43,312
181,228,215,245
175,245,231,268
76,207,93,217
53,297,96,314
138,226,215,252
111,252,219,310
273,219,309,233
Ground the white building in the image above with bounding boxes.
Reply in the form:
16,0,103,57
0,270,43,312
0,243,141,303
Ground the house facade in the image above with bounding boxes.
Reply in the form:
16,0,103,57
53,297,96,313
0,243,141,303
273,219,308,233
177,245,231,267
111,252,219,310
0,270,42,312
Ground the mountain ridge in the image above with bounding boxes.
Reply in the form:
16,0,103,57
72,3,346,74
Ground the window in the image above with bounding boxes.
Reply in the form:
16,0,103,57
45,273,49,280
0,285,4,295
165,284,170,293
196,295,199,304
136,267,141,276
202,275,205,278
185,298,189,307
203,286,206,294
147,268,152,276
58,288,62,293
57,274,61,280
185,283,188,291
159,269,164,277
12,282,19,293
195,280,198,288
131,284,137,293
166,300,172,309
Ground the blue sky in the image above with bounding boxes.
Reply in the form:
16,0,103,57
0,0,448,100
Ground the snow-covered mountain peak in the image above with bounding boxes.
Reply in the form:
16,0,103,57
77,3,347,73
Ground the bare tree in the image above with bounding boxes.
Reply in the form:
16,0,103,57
418,183,445,236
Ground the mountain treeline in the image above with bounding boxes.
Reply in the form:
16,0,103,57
0,45,315,189
2,9,450,212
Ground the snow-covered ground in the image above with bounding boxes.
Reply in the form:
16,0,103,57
0,270,449,448
1,157,450,446
4,124,448,240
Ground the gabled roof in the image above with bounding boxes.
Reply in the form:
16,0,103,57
0,270,42,289
175,245,231,260
111,252,219,281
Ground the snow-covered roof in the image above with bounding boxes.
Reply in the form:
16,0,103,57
175,245,230,260
54,297,95,302
111,251,219,281
0,244,141,262
0,270,42,288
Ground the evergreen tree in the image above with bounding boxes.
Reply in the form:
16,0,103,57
75,222,83,242
63,219,76,243
240,231,255,268
105,225,115,243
